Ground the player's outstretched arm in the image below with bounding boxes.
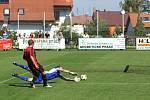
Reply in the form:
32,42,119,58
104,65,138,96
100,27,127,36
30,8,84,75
60,76,74,81
59,67,78,75
59,74,80,82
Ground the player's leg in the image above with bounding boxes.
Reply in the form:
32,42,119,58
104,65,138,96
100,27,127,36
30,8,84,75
12,73,31,82
30,76,37,88
29,70,40,88
38,64,51,87
30,69,51,88
41,71,50,87
33,74,43,84
13,62,30,71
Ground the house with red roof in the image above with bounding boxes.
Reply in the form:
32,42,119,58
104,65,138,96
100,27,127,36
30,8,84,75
65,15,92,25
92,10,129,36
92,9,150,37
126,12,150,36
0,0,72,34
64,15,92,34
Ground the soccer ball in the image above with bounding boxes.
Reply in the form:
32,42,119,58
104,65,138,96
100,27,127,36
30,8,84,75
80,74,87,80
74,76,81,82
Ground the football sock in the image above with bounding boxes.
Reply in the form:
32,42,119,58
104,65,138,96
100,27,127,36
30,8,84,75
15,63,30,71
16,75,29,81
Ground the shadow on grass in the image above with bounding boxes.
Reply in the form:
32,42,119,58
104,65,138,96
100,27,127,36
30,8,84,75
8,81,56,88
77,70,122,73
123,64,150,75
126,70,150,75
9,82,31,88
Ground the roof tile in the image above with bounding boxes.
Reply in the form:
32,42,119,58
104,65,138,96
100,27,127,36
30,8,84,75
65,15,92,25
93,11,129,26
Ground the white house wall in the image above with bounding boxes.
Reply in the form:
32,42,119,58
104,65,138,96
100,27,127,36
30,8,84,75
8,22,50,35
49,25,60,38
59,16,66,24
72,25,84,35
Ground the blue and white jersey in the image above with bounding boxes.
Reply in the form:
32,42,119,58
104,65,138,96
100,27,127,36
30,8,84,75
45,66,64,80
34,66,64,83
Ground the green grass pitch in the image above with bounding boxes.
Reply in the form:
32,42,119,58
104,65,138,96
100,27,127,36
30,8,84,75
1,50,150,100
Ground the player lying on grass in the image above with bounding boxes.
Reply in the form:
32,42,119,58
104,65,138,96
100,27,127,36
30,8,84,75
12,62,80,87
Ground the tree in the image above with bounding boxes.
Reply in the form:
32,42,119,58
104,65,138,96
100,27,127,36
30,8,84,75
85,18,109,37
134,16,146,36
60,23,81,45
140,0,150,13
120,0,144,13
60,23,70,38
116,26,122,35
111,26,122,38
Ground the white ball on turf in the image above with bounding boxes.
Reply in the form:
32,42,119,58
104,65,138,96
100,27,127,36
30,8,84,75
74,76,81,82
80,74,87,80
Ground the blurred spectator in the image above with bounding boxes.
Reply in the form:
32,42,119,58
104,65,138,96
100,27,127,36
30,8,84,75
18,33,22,38
45,32,50,38
38,31,43,38
82,32,89,38
13,31,17,40
57,31,64,40
30,32,35,38
3,30,8,39
53,31,57,38
23,33,26,38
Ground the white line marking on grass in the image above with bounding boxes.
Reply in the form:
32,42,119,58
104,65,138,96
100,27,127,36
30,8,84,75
0,63,54,84
81,82,150,85
0,72,29,84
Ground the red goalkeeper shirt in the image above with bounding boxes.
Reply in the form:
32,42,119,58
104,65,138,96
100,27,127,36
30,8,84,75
23,46,39,71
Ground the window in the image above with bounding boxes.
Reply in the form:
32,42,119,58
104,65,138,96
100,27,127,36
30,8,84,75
3,8,10,15
143,17,150,21
54,10,60,21
0,0,9,3
18,8,24,15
